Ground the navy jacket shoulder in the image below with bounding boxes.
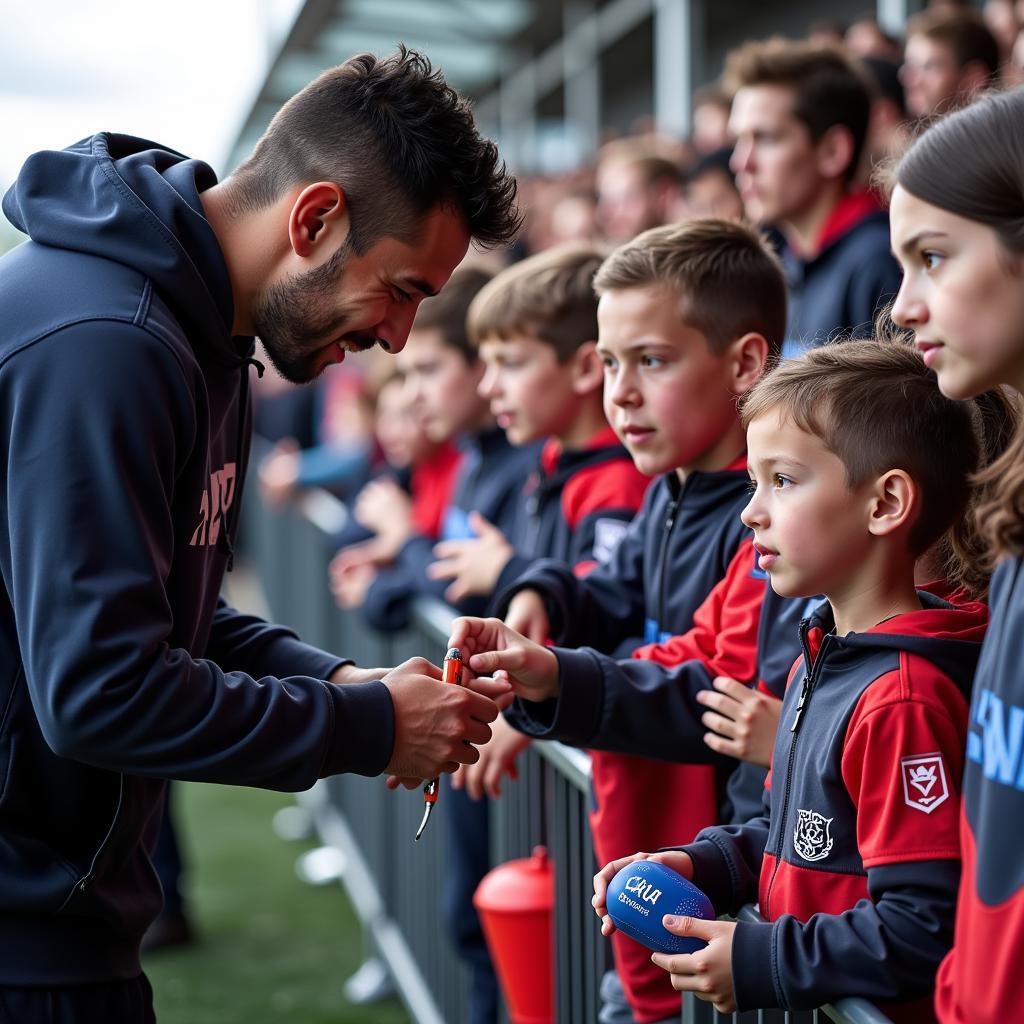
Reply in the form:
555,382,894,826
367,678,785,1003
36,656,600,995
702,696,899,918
783,207,902,357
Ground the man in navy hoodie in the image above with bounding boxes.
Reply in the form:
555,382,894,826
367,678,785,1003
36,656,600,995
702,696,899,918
725,38,903,356
0,48,518,1021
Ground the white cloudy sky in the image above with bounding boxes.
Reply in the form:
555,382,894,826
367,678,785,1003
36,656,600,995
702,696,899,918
0,0,301,195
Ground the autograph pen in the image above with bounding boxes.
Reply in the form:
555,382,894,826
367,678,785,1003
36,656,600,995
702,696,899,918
414,647,464,842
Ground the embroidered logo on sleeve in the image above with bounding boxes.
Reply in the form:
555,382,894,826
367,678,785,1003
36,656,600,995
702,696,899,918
793,808,834,861
900,753,950,814
593,518,628,563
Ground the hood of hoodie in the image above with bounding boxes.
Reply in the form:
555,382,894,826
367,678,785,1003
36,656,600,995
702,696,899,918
3,133,237,361
802,590,988,698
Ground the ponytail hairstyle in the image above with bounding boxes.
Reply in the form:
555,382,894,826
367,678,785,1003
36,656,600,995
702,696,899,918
740,335,1018,599
894,87,1024,562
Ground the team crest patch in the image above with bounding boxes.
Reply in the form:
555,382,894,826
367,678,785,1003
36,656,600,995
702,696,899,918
900,753,950,814
793,808,834,862
593,518,628,563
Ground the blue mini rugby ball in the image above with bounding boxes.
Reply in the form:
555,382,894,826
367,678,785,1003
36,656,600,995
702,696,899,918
606,860,715,954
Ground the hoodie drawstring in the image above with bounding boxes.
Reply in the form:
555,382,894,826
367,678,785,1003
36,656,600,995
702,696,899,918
217,355,265,571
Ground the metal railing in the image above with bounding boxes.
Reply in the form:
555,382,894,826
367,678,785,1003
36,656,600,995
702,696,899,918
243,488,892,1024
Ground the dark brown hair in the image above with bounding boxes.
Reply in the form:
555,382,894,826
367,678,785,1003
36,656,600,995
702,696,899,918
741,337,1016,596
723,37,873,183
467,244,606,361
410,265,493,365
228,47,520,253
896,88,1024,562
593,218,786,358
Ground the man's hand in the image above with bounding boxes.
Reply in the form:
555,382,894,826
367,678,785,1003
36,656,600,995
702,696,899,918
697,676,782,767
452,713,531,800
448,617,560,703
354,478,414,554
428,513,513,604
329,664,390,686
651,918,738,1014
383,658,511,780
592,851,694,936
504,589,551,644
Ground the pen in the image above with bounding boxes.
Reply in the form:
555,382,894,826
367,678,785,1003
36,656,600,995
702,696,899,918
414,647,463,841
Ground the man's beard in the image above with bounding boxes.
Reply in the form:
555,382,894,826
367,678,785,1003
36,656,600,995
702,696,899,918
252,238,377,384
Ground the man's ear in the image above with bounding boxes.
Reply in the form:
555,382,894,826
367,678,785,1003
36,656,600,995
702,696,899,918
570,341,605,396
867,468,917,539
729,332,770,397
815,123,856,182
288,182,350,258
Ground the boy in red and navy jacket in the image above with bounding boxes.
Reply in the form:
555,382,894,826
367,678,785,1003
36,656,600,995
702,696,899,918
587,341,998,1020
469,219,789,1024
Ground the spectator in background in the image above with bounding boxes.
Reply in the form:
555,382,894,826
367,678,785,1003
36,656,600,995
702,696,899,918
726,38,902,354
548,188,601,246
596,141,682,243
901,9,1000,120
845,14,905,62
257,362,378,506
859,55,910,174
681,147,744,221
691,85,734,155
808,18,847,47
329,372,461,610
1006,24,1024,84
983,0,1020,63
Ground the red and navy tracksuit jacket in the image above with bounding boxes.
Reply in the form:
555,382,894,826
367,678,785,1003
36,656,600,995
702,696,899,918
501,541,803,816
500,456,757,1022
681,593,986,1018
493,425,651,591
361,426,539,629
936,558,1024,1024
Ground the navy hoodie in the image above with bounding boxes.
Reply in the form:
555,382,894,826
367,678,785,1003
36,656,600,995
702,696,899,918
0,134,395,983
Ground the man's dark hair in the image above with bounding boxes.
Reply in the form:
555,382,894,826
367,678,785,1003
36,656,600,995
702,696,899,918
229,47,520,252
724,38,873,183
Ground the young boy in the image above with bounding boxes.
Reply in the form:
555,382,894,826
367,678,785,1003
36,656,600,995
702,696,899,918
479,219,788,1024
584,341,994,1018
426,243,650,611
330,265,539,631
427,244,652,1024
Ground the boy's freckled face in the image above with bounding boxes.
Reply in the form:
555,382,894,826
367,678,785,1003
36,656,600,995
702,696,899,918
396,328,486,443
741,411,873,599
477,333,579,445
597,285,742,478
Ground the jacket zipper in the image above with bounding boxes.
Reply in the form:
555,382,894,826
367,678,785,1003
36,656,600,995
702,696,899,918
655,485,684,635
763,627,830,918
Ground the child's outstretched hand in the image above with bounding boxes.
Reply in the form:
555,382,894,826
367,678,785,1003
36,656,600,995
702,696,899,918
452,713,531,800
448,616,560,703
428,513,513,603
696,676,782,767
592,850,694,936
651,918,738,1014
